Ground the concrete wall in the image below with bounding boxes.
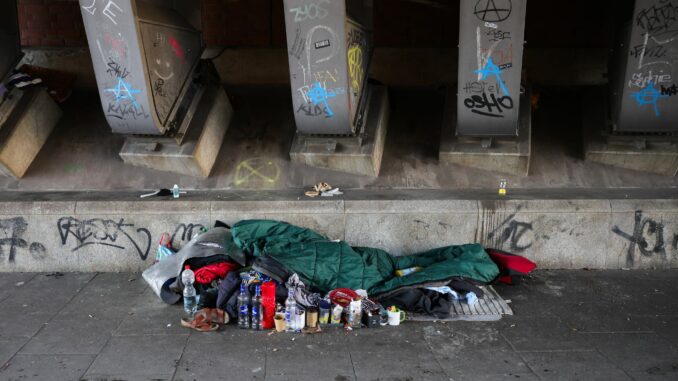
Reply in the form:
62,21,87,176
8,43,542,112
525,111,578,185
0,198,676,272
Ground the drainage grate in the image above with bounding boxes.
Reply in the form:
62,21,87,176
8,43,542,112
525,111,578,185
407,286,513,322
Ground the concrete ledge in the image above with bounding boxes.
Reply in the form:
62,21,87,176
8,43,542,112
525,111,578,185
0,193,676,272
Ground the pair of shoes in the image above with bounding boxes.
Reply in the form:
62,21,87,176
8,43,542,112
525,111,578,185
181,309,218,332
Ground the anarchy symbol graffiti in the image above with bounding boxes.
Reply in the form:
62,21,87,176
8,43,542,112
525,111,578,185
234,158,281,188
474,0,512,23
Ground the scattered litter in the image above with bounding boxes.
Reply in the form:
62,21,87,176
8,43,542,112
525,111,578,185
252,367,262,373
305,182,343,198
140,188,172,198
88,314,93,318
272,348,279,352
139,220,529,336
46,272,64,278
15,282,24,287
320,188,343,197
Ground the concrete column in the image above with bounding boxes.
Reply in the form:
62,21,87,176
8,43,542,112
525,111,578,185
283,0,372,136
610,0,678,132
440,0,530,176
585,0,678,176
78,0,203,135
78,0,233,177
457,0,527,136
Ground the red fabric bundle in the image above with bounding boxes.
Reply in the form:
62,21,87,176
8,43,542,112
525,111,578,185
194,262,240,284
486,249,537,285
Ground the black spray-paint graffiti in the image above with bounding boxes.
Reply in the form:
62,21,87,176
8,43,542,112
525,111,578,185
635,1,678,36
0,217,46,263
464,93,514,118
474,0,512,23
612,211,667,267
57,217,152,261
106,58,130,79
487,211,534,252
170,223,206,248
661,84,678,96
411,220,453,242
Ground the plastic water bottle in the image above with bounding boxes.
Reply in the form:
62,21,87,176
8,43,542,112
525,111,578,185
182,265,197,317
172,184,181,199
237,282,251,329
284,288,297,332
251,285,262,331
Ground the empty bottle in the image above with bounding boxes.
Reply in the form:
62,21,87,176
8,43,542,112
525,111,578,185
251,285,262,331
182,265,197,317
284,288,298,333
172,184,181,198
237,281,251,329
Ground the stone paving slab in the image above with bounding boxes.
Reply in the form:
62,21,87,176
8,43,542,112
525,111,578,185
0,271,676,380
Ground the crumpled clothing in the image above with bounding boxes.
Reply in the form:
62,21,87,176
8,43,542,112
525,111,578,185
426,286,478,305
194,262,240,285
287,273,321,308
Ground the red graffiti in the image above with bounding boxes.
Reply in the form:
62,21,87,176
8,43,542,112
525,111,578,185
168,35,186,63
104,33,126,59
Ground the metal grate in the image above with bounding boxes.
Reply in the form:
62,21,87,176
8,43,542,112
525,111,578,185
407,286,513,322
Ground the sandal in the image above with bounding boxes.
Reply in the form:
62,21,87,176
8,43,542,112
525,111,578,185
181,310,219,332
200,308,229,325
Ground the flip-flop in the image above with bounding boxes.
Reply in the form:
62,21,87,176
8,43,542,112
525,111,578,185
196,308,229,325
181,310,219,332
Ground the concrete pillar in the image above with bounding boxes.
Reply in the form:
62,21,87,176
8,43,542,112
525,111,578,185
284,0,389,177
78,0,233,177
585,0,678,176
0,1,62,179
440,0,531,176
610,0,678,132
457,0,527,136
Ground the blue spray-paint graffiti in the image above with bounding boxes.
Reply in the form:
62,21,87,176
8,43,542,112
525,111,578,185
632,80,669,116
305,81,337,117
105,77,141,108
475,57,510,96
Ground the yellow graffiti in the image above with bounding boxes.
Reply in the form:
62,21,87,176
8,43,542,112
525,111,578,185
234,158,281,188
347,45,364,94
312,69,338,85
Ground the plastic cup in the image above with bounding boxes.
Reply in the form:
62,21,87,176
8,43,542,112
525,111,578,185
319,307,330,325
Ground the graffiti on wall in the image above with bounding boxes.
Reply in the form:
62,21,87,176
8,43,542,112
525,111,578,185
627,0,678,117
612,210,670,267
57,217,153,261
285,0,370,133
459,0,520,122
0,218,46,264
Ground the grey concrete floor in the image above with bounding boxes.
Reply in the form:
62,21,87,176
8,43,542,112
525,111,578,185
0,271,677,380
3,86,678,192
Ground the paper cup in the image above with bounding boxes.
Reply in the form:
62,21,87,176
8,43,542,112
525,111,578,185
306,308,319,328
274,313,286,332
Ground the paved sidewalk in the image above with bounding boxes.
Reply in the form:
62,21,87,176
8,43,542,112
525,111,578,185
0,270,677,381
